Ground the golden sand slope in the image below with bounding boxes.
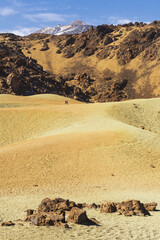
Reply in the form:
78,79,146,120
0,94,160,194
1,94,160,239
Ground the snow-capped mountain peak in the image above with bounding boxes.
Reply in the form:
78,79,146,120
34,20,93,35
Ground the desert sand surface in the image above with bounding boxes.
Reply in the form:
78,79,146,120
0,94,160,239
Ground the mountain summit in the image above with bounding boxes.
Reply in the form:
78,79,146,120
34,20,93,35
70,20,87,26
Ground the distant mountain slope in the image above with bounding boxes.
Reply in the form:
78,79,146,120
35,20,93,35
0,21,160,102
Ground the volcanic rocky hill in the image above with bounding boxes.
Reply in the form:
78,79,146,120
0,35,90,101
1,21,160,102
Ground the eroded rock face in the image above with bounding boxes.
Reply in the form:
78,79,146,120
37,198,78,213
117,28,160,64
93,79,129,102
23,198,72,227
67,207,99,225
144,202,157,211
52,24,114,59
99,199,158,216
22,197,99,227
6,73,22,93
100,202,117,213
67,207,89,224
30,212,65,226
24,198,85,226
67,73,92,89
116,200,150,216
0,42,93,101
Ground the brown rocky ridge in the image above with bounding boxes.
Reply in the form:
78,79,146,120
0,35,90,102
1,198,157,228
0,20,160,102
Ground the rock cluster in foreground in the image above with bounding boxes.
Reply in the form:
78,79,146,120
24,198,99,228
0,198,157,228
100,200,157,216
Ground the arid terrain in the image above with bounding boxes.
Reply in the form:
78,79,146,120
0,20,160,239
0,21,160,102
0,94,160,239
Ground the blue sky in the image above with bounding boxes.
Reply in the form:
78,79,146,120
0,0,160,35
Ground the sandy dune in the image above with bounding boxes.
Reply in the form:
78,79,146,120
0,94,160,239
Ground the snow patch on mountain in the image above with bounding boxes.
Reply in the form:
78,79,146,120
34,20,93,35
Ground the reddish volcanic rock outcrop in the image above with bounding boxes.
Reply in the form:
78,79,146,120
100,200,157,216
116,200,150,216
1,198,157,228
23,198,99,227
100,202,117,213
144,202,157,211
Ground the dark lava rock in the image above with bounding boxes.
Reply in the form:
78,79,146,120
117,28,160,64
23,197,99,227
40,43,49,51
67,207,89,224
144,202,157,211
103,36,113,45
31,212,65,226
116,200,150,216
37,198,78,213
0,41,90,102
100,202,117,213
67,207,99,225
0,221,15,226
